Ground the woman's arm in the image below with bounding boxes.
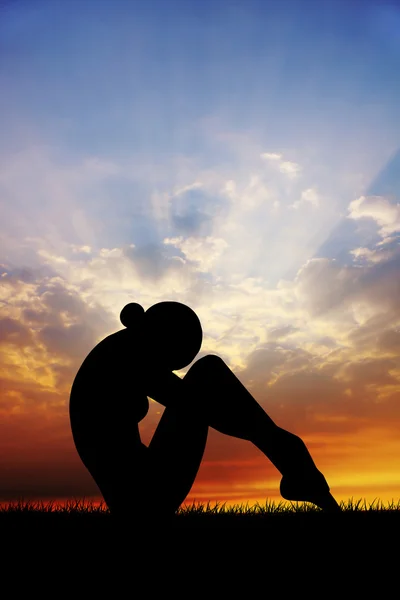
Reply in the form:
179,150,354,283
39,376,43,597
145,367,185,408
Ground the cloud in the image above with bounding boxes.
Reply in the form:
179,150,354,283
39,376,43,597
242,343,312,389
124,242,190,281
291,188,320,209
172,182,203,196
279,161,301,178
260,153,282,161
350,246,395,264
338,357,399,387
71,244,92,255
378,329,400,354
294,257,357,316
163,236,229,272
221,175,272,211
170,187,213,235
260,152,301,179
0,317,33,346
294,244,400,320
168,180,238,238
0,268,117,391
348,195,400,236
377,236,398,247
267,325,298,341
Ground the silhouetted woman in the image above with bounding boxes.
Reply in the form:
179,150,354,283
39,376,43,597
69,301,340,521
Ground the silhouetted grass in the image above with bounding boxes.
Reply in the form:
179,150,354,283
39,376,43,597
1,496,399,518
2,497,398,581
179,497,400,514
0,497,109,515
0,496,398,513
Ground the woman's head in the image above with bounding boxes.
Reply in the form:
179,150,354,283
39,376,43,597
120,301,202,371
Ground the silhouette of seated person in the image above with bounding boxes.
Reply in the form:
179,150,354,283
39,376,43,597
70,301,340,520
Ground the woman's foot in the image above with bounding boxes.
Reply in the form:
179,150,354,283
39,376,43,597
280,472,341,513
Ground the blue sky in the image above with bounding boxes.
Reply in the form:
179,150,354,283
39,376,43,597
2,0,400,157
2,0,399,255
1,0,399,315
1,0,400,503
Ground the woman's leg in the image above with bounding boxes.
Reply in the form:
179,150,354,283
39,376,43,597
181,355,340,512
145,401,208,516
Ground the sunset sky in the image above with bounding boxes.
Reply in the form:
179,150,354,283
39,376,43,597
1,0,400,507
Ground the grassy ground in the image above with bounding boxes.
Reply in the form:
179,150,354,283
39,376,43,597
1,497,399,530
2,496,399,514
1,499,398,587
2,496,399,513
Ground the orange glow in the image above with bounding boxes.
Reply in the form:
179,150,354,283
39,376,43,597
1,328,400,508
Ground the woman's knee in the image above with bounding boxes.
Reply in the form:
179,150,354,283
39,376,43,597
189,354,225,375
184,354,227,404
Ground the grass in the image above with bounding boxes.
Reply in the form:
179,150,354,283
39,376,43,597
0,496,396,513
2,496,399,539
1,496,399,515
1,496,399,539
180,497,400,514
1,497,398,580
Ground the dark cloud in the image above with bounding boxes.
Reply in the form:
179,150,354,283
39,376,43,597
296,245,400,317
235,336,400,439
242,345,286,385
35,278,117,361
38,323,97,361
0,317,33,346
358,250,400,314
171,188,228,236
347,313,400,357
0,266,35,284
0,264,54,285
260,370,353,435
317,336,337,348
378,329,400,354
267,325,298,341
172,209,210,235
22,309,49,324
295,258,358,315
316,216,380,264
348,313,392,346
241,343,312,389
41,282,86,316
265,361,400,436
124,242,189,281
340,357,399,387
125,243,171,279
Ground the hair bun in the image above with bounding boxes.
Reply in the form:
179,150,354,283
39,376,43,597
120,303,145,328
